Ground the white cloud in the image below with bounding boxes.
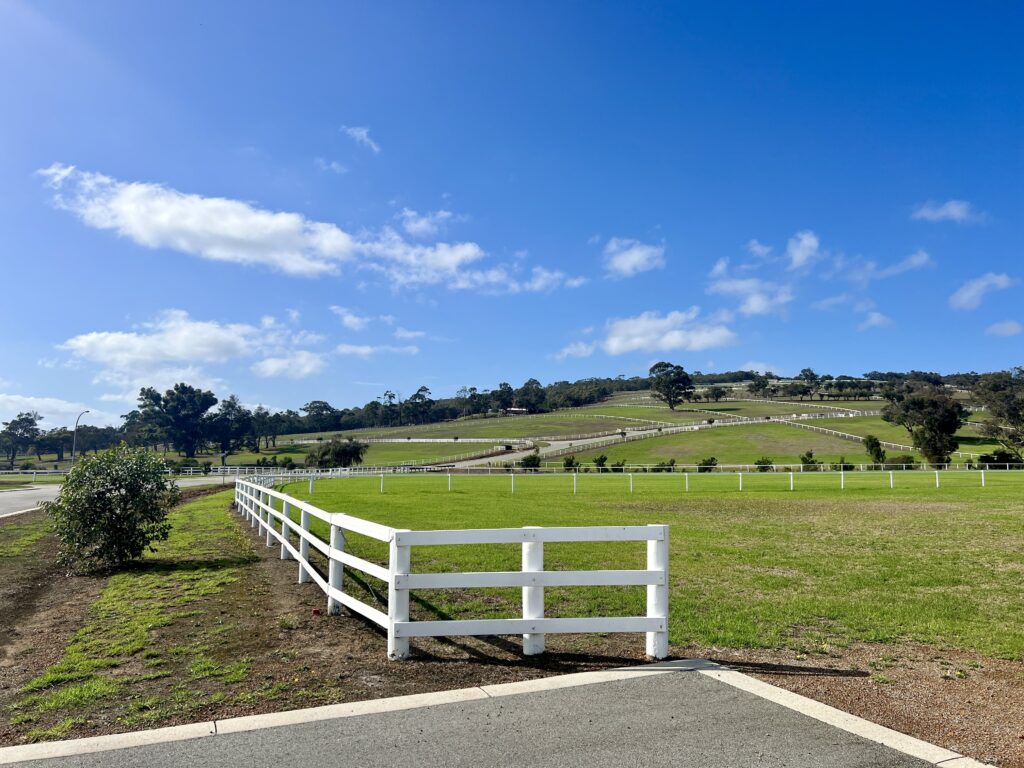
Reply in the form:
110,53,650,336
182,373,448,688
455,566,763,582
857,311,892,331
707,276,793,316
602,309,736,355
0,394,120,428
340,125,381,153
252,350,325,379
37,163,355,277
602,238,666,278
314,158,348,175
911,200,985,223
39,164,580,296
286,308,301,323
398,208,453,238
553,341,596,361
985,320,1022,337
786,230,819,270
949,273,1015,310
746,239,773,258
394,327,426,339
811,293,851,311
336,343,418,357
329,305,371,331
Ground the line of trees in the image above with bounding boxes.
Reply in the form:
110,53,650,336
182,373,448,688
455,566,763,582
5,366,1021,469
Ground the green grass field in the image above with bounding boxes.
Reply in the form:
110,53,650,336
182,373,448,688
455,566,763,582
551,423,903,466
281,413,652,442
794,416,1004,456
277,472,1024,659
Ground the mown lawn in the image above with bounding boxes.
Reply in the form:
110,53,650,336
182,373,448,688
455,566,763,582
279,471,1024,660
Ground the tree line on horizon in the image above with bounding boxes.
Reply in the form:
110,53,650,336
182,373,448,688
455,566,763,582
2,367,1021,468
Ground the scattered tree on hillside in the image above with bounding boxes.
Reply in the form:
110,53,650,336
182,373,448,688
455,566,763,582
972,367,1024,460
864,435,887,465
881,385,967,465
208,395,253,465
649,362,694,410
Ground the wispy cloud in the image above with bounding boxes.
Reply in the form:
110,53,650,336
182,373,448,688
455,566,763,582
707,276,793,316
985,320,1022,337
911,199,986,224
314,157,348,175
857,311,892,331
252,350,326,379
329,306,371,331
394,327,426,339
949,273,1015,310
336,343,418,357
340,125,381,153
553,341,596,361
745,239,772,258
786,230,819,270
602,238,666,278
398,208,453,238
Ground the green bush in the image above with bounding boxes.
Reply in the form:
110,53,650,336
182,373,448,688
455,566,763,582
885,454,917,470
563,455,581,471
697,456,718,473
754,456,775,472
44,444,180,573
520,452,542,471
799,450,820,471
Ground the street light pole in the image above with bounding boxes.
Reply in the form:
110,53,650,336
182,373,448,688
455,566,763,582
70,410,90,467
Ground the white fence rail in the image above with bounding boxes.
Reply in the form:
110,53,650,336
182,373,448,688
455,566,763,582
234,478,669,660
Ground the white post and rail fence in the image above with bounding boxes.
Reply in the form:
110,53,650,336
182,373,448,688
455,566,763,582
233,477,670,660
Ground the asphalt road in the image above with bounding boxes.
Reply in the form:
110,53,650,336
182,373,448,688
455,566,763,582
0,477,229,519
7,668,934,768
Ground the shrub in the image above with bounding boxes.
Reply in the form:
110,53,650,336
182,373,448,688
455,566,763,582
977,451,1023,469
20,461,34,471
651,459,676,473
610,460,627,473
885,454,917,470
753,456,774,472
697,456,718,473
799,450,820,471
592,454,608,472
864,435,887,466
831,456,854,471
44,444,179,573
306,438,368,468
520,452,542,471
563,455,581,471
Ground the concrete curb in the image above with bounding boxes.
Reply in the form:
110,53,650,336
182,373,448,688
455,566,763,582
0,658,992,766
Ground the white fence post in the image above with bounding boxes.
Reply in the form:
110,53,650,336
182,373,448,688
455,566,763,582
511,473,515,496
646,524,669,659
573,473,577,495
629,473,634,494
298,508,311,582
327,523,345,614
388,530,411,660
448,473,452,492
264,491,273,547
981,469,986,488
308,476,314,495
380,473,385,494
684,473,689,492
280,501,291,560
522,526,545,655
840,469,845,490
889,471,894,489
789,471,794,491
738,472,742,492
935,470,940,489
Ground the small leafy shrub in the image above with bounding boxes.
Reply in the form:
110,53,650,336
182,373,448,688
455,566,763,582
592,454,608,472
44,444,180,573
520,452,542,471
651,459,676,473
20,461,35,471
977,451,1023,469
799,450,820,471
754,456,775,472
563,455,581,471
831,456,854,471
697,456,718,473
610,460,626,473
885,455,917,470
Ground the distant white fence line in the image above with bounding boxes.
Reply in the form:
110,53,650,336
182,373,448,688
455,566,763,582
233,478,670,660
782,420,981,458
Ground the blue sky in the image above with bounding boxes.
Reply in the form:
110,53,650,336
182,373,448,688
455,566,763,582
1,1,1021,427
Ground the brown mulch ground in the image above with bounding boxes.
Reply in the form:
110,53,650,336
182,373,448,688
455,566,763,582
1,499,1021,767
